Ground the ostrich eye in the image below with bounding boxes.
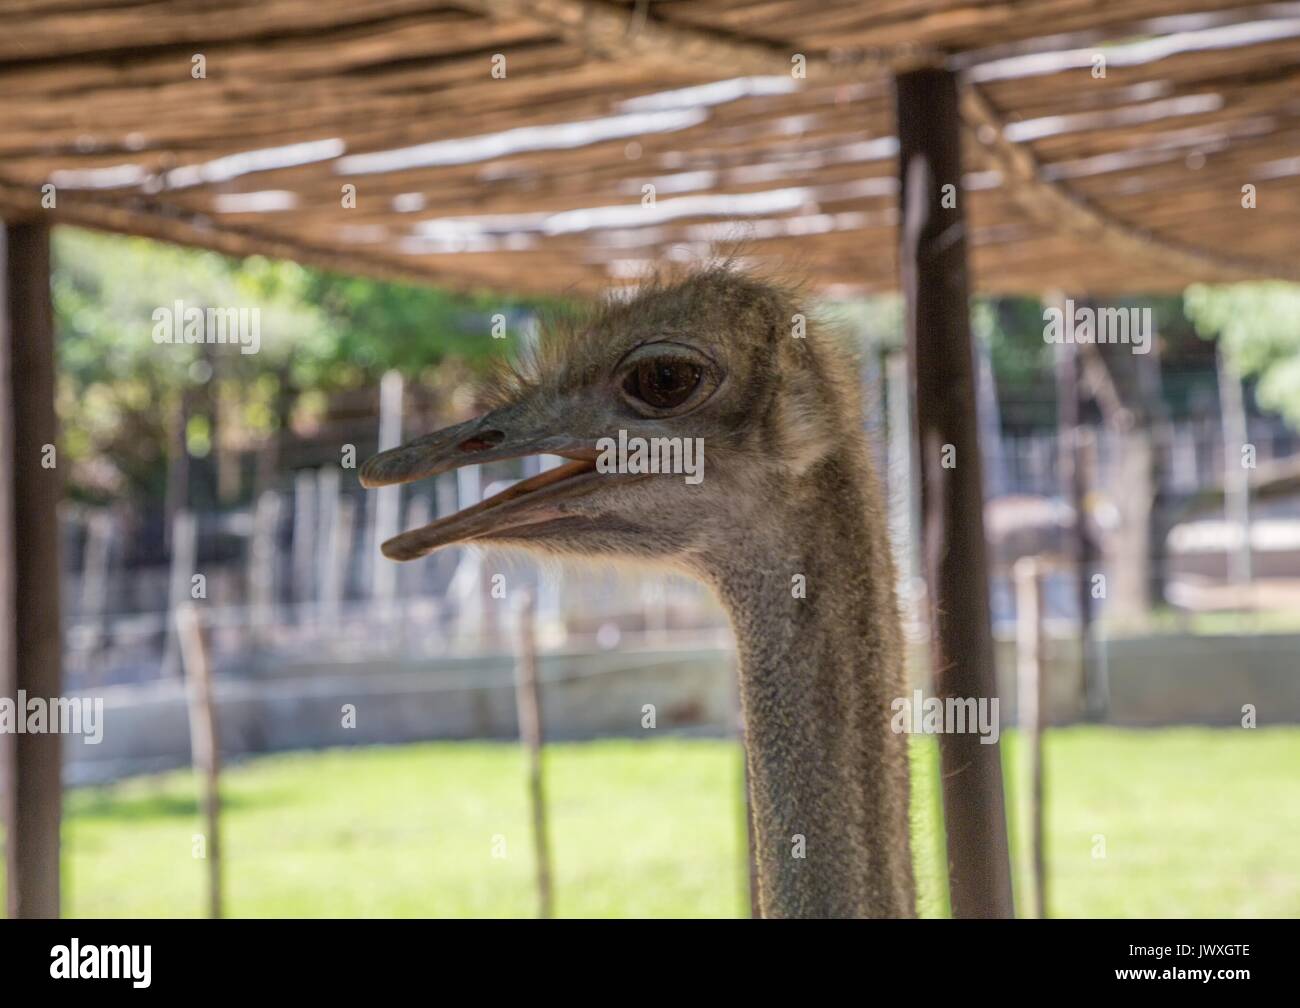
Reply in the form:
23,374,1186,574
624,358,702,409
616,341,719,416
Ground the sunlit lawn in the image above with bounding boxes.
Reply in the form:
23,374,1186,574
11,727,1297,917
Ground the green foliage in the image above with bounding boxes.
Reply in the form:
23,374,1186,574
973,297,1054,389
828,294,904,352
303,271,532,382
55,229,345,501
52,227,548,505
1185,282,1300,425
835,294,1054,387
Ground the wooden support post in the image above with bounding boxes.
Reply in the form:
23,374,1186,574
175,603,223,919
513,591,553,919
894,68,1015,919
1014,557,1048,919
1,221,62,919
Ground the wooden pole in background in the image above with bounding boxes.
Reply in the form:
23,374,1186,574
323,495,355,634
1217,345,1253,591
162,508,196,678
80,509,112,662
371,370,403,606
895,68,1015,919
1014,557,1048,919
1051,299,1102,720
176,602,223,919
248,490,281,646
291,469,316,616
513,590,553,919
1,220,62,919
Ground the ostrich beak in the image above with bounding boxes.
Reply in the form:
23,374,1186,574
359,408,624,561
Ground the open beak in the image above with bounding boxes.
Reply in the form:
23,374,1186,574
359,407,625,561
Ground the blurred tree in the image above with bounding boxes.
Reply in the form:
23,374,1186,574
52,227,547,511
54,229,338,510
1184,282,1300,426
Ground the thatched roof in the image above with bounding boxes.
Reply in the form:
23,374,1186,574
2,0,1298,295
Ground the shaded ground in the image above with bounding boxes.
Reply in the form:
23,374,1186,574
27,728,1300,917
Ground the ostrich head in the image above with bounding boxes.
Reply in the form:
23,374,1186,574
359,266,853,575
361,264,915,919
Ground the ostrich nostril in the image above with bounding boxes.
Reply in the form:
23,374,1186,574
458,430,505,453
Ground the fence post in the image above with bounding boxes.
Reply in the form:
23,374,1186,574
1014,556,1048,919
80,509,113,661
1217,346,1253,591
316,466,340,590
176,602,223,919
248,491,281,645
291,469,317,619
321,495,354,634
163,509,197,678
371,370,403,608
513,590,553,919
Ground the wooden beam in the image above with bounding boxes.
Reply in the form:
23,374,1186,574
468,0,940,77
960,82,1300,283
894,67,1015,920
0,179,476,293
0,220,62,919
0,0,462,62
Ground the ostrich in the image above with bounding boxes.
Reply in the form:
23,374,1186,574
360,266,914,918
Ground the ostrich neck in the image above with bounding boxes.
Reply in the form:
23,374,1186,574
704,451,915,918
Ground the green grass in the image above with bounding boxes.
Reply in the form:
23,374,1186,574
1011,727,1300,918
16,727,1300,917
1119,609,1300,637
